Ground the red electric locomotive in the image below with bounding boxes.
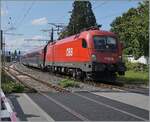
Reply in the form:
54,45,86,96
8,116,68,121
22,27,126,81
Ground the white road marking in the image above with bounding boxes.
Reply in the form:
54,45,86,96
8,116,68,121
74,93,147,121
40,92,89,121
23,93,55,122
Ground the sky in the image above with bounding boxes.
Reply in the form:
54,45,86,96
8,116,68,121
1,0,142,53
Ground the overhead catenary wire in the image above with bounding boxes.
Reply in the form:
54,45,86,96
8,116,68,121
16,1,35,29
98,11,123,20
93,1,108,10
4,1,15,30
57,1,108,26
14,2,28,27
5,0,9,11
4,32,23,36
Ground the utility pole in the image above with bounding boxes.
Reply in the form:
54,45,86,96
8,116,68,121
0,29,5,86
41,27,57,43
0,30,4,67
50,27,54,42
1,30,3,50
0,30,3,87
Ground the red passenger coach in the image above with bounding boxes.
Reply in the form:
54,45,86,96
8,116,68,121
22,28,126,81
21,46,45,68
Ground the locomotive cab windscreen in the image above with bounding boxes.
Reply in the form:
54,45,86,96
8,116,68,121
93,36,117,52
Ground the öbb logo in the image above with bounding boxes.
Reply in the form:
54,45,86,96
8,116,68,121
66,48,73,56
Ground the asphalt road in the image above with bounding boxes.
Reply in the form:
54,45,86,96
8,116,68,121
24,91,149,121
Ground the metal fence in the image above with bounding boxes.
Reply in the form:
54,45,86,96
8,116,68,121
0,89,17,122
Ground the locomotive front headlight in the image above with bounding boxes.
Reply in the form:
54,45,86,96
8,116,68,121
118,55,122,62
91,54,97,61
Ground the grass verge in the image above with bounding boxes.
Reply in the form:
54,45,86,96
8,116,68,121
59,79,79,88
117,70,149,85
1,71,25,93
2,81,25,93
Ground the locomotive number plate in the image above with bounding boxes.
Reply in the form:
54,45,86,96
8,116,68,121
104,57,114,61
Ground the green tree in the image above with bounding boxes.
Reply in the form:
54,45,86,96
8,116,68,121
18,50,21,55
14,50,17,56
110,1,149,59
59,0,97,39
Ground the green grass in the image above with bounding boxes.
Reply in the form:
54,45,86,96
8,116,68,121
118,70,149,85
1,71,25,93
59,79,79,88
2,81,24,93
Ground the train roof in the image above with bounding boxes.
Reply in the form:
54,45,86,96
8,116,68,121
24,45,45,55
86,30,116,36
54,29,116,45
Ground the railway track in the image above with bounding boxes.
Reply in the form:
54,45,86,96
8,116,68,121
4,64,69,93
17,63,125,91
4,63,149,95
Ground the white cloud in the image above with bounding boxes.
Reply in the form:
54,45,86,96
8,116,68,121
1,8,8,16
31,17,48,25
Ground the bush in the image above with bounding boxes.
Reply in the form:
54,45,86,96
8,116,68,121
2,83,14,93
12,84,24,93
1,71,25,93
2,81,24,93
125,61,148,72
59,79,79,88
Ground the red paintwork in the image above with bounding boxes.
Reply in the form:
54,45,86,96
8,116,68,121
45,30,122,64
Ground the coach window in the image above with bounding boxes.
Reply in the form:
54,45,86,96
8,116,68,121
82,39,87,48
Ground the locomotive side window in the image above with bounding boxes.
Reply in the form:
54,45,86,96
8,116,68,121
82,39,87,48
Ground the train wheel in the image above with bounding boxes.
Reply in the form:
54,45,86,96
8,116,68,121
76,70,82,80
72,69,76,79
111,73,117,82
52,67,55,73
83,72,92,82
106,72,116,82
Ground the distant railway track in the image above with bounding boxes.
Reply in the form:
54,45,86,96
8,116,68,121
4,64,69,93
